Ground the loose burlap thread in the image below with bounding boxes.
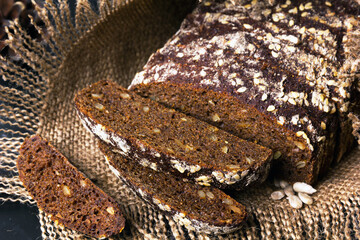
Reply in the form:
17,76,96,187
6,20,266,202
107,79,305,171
0,0,359,239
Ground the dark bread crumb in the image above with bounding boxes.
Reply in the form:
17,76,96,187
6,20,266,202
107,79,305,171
16,135,125,239
74,80,273,190
99,140,246,234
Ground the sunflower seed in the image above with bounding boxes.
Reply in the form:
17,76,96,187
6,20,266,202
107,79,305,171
94,103,104,111
209,134,218,141
293,182,317,194
228,205,242,214
246,157,254,164
198,190,206,199
80,180,87,187
212,113,221,122
273,151,282,159
143,106,150,112
91,93,103,99
296,161,306,169
267,105,276,111
288,195,303,209
120,93,130,99
279,180,289,189
221,146,229,153
206,191,215,199
153,128,161,134
271,190,285,200
106,207,115,215
298,192,313,205
226,164,241,170
294,141,306,150
284,185,295,196
223,198,233,205
62,185,71,196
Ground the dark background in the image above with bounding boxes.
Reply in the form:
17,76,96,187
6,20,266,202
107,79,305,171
0,201,41,240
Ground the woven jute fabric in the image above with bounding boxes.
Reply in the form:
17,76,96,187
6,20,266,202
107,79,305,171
0,0,359,239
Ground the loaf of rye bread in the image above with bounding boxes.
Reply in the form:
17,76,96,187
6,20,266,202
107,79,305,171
130,0,360,184
16,135,125,238
99,140,247,234
74,80,273,190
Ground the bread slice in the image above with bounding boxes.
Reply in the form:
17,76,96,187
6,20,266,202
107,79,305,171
74,80,273,190
129,0,360,184
99,140,246,234
16,135,125,238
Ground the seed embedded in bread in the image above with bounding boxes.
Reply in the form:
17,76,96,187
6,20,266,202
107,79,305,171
94,103,104,111
273,151,282,159
62,185,71,196
106,207,115,215
198,190,206,199
296,161,306,169
206,191,215,199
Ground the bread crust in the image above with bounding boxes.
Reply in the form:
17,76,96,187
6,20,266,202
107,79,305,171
130,0,360,183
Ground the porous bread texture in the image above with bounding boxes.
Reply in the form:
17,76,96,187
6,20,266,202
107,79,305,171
99,141,247,235
74,80,273,190
130,0,360,184
16,135,125,239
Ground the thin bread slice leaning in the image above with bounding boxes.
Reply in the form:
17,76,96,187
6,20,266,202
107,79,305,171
17,135,125,239
99,140,247,234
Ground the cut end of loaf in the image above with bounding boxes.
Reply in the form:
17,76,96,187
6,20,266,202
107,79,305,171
129,0,360,185
16,135,125,238
131,82,322,184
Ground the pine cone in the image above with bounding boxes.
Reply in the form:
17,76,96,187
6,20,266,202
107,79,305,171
0,0,46,60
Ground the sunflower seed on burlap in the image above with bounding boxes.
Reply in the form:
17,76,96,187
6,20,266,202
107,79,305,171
279,180,289,189
298,192,313,205
293,182,317,194
287,195,303,209
271,180,316,208
284,185,295,197
270,190,285,200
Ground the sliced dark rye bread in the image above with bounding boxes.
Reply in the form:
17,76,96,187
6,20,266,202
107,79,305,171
130,0,360,184
16,135,125,239
99,140,246,234
74,80,273,190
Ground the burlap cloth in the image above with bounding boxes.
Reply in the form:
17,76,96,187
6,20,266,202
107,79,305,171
0,0,359,239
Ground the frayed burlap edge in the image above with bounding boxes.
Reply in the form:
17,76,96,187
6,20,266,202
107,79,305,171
0,0,359,239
